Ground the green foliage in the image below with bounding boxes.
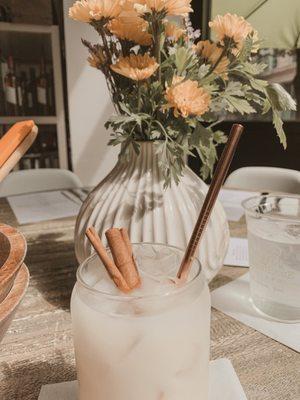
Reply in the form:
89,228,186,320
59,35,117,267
272,111,287,149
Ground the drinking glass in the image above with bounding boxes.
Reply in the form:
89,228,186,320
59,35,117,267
243,195,300,322
71,243,211,400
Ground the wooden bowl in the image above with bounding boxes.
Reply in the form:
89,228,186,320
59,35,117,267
0,224,27,303
0,264,29,343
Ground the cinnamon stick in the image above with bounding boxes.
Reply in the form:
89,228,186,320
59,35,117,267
86,227,130,293
106,228,140,289
120,228,140,282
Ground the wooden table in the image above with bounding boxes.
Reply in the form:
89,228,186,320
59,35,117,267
0,195,299,400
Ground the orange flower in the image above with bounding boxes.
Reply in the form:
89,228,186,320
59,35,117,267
195,40,229,78
69,0,123,22
69,0,92,22
110,54,159,80
164,21,185,41
134,0,192,16
165,76,211,117
209,13,254,49
107,16,152,45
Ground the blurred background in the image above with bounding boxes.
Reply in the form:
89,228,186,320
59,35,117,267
0,0,299,187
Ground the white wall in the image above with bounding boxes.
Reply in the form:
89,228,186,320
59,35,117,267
63,0,118,186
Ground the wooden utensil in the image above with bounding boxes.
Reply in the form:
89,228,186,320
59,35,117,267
0,263,29,343
0,224,27,303
0,121,38,183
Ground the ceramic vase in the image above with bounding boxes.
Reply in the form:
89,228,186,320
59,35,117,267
75,142,229,281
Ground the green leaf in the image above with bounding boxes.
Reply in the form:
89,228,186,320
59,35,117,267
243,62,267,76
266,83,297,112
150,130,162,139
273,111,287,149
119,102,131,115
190,123,212,147
198,63,211,79
249,77,268,93
237,37,253,62
262,99,271,114
213,130,227,144
224,95,256,114
175,46,197,75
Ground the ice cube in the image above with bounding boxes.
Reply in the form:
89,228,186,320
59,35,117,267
93,277,120,296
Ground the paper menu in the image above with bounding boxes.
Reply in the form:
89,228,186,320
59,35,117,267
224,238,249,268
7,190,81,225
211,273,300,353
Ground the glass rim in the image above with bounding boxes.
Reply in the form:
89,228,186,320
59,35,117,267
242,194,300,222
76,242,203,301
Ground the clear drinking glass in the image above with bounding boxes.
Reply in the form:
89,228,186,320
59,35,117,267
243,195,300,322
71,243,211,400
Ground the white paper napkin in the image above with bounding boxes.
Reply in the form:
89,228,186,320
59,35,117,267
211,273,300,353
38,358,247,400
224,238,249,267
7,190,81,224
209,358,247,400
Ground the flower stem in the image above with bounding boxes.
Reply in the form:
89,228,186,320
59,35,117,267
137,81,142,112
97,27,122,112
204,47,228,78
153,16,162,82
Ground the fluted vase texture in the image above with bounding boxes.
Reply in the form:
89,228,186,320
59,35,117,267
75,142,229,281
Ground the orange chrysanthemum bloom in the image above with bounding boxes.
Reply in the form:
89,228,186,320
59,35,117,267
107,16,152,45
69,0,91,22
134,0,192,16
164,21,185,41
69,0,123,22
165,76,211,117
110,54,159,81
209,13,254,49
195,40,229,78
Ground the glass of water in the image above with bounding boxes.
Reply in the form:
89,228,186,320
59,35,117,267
243,195,300,322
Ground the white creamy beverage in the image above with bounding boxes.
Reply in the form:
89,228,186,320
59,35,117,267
71,243,211,400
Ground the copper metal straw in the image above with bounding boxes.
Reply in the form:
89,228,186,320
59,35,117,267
177,123,244,281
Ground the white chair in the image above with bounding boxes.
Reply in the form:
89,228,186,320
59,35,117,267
224,167,300,194
0,169,82,197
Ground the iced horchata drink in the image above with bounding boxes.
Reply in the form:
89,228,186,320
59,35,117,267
71,243,211,400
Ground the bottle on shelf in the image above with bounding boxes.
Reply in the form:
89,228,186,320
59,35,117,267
26,67,38,115
4,55,19,116
0,5,12,22
17,71,27,116
47,65,55,114
36,50,50,115
0,49,7,115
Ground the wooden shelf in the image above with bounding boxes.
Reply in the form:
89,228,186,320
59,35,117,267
0,22,68,169
0,22,54,34
0,116,58,125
